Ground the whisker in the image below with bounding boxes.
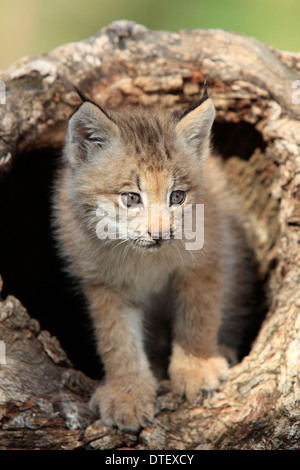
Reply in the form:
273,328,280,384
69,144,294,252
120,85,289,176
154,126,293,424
108,237,129,255
172,240,184,267
121,239,134,265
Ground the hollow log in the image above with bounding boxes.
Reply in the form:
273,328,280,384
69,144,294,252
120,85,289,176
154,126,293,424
0,20,299,450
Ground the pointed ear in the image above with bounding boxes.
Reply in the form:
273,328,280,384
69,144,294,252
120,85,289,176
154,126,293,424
64,100,121,168
175,98,216,159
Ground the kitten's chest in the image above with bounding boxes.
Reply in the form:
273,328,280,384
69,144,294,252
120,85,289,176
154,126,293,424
113,251,173,303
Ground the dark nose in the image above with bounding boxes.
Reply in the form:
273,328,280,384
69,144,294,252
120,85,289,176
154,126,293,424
149,231,171,242
152,233,164,241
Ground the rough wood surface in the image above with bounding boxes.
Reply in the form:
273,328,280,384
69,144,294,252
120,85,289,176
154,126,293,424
0,21,299,450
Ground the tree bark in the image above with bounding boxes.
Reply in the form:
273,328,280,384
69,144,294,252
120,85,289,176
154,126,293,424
0,20,299,450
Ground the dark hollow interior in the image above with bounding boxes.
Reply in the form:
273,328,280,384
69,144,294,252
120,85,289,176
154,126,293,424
0,120,268,379
0,149,102,379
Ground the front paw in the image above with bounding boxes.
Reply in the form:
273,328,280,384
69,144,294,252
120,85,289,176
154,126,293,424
168,346,229,404
89,380,157,432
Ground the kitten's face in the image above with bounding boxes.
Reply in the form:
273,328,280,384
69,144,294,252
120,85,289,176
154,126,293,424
64,97,215,252
95,164,194,251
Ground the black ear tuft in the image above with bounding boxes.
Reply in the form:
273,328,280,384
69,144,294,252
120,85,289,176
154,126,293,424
201,75,208,102
72,86,113,121
179,76,209,119
74,86,90,103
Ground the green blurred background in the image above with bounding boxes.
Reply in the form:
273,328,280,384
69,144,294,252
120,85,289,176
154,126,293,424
0,0,299,70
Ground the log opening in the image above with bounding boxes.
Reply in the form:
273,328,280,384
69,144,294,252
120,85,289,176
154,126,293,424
0,117,270,376
212,120,267,159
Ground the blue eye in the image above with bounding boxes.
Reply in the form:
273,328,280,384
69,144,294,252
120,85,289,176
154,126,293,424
122,192,141,207
170,190,186,205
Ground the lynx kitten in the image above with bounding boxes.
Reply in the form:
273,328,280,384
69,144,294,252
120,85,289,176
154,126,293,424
53,86,255,431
